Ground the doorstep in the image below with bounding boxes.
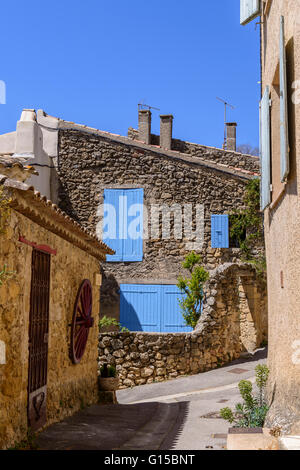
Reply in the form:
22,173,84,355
227,427,279,450
279,436,300,450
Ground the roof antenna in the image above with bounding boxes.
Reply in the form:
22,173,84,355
138,103,160,112
216,97,235,149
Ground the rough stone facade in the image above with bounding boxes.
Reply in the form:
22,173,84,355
260,0,300,434
98,264,268,388
127,127,260,173
57,127,262,321
0,178,110,449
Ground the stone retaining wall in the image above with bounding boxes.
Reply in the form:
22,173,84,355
98,264,267,388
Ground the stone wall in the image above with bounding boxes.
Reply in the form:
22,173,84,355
0,209,101,449
127,127,260,173
98,264,267,388
57,129,262,320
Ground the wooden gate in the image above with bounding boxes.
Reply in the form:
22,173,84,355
27,249,51,431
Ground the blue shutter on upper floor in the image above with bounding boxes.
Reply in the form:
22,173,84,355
123,188,144,262
103,188,144,262
103,189,123,262
211,215,229,248
280,16,290,182
240,0,261,26
260,87,271,210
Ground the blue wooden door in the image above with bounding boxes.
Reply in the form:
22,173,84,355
120,284,193,333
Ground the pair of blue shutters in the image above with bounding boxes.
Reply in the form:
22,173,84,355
120,284,193,333
211,215,229,248
260,16,290,210
104,189,144,262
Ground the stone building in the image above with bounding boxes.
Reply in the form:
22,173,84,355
242,0,300,434
0,157,112,448
0,108,266,343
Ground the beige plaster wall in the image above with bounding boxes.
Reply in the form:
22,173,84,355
261,0,300,433
0,210,101,448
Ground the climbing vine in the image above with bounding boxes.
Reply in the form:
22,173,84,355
0,185,15,286
229,178,266,275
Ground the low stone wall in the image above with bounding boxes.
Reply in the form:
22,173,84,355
98,263,267,388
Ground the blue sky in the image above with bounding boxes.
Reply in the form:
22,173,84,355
0,0,260,149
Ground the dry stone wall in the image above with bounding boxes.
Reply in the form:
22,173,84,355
98,264,267,388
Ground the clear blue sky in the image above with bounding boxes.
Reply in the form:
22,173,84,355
0,0,260,149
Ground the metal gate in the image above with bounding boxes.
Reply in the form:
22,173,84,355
27,249,51,431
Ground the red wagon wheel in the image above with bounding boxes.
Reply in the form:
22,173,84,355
70,279,94,364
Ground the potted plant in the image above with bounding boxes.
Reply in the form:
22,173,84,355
220,365,279,450
98,364,119,391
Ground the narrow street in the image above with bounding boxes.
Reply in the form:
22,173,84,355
37,349,267,451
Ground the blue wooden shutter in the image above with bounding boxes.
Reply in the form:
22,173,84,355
161,286,193,333
211,215,229,248
260,87,271,210
280,16,290,182
103,189,123,262
120,284,160,332
123,189,144,262
240,0,260,25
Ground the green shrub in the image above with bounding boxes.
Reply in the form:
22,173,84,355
177,252,209,329
99,315,129,333
220,364,269,428
100,364,117,378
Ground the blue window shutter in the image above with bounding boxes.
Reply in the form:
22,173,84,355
260,87,271,210
211,215,229,248
103,189,123,262
280,16,290,182
240,0,260,26
122,189,144,262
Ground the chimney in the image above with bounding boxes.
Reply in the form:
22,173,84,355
138,109,152,144
226,122,237,151
160,114,173,150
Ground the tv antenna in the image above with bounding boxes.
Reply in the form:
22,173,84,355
138,102,160,112
216,97,235,149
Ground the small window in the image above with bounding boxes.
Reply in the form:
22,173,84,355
229,214,247,248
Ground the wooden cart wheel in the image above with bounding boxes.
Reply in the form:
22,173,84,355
70,279,94,364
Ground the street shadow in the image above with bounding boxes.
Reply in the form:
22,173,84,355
36,401,189,451
226,347,268,367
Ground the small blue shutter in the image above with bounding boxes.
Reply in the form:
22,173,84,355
211,215,229,248
260,87,271,210
280,16,290,182
240,0,260,26
123,189,144,262
103,189,123,262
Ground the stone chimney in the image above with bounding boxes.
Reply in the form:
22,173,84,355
160,114,173,150
226,123,237,151
138,109,152,144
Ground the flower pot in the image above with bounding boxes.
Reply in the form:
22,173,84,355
98,376,119,392
227,427,279,450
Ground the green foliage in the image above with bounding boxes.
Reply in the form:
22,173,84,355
0,264,16,287
0,185,11,235
177,252,209,329
220,364,269,428
99,315,130,333
8,428,38,450
0,186,15,288
100,364,117,378
229,178,266,275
